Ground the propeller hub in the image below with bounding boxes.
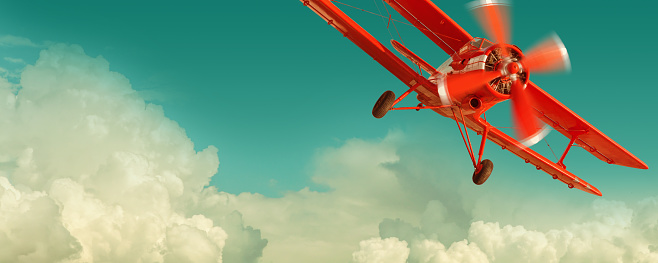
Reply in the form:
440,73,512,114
507,62,520,74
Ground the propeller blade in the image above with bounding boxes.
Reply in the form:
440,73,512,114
523,33,571,74
510,79,544,146
468,0,511,46
446,70,502,93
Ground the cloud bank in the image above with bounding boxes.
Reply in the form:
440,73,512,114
0,44,266,262
373,198,658,263
1,42,656,263
208,131,658,263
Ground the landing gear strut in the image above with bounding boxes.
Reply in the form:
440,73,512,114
372,88,496,186
372,84,450,118
451,109,495,186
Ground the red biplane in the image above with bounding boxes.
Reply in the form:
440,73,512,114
301,0,648,195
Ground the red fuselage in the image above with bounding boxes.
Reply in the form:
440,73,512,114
434,38,527,117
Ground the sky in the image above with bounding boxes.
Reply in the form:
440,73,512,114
0,0,656,262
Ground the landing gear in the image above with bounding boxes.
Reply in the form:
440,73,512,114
472,159,493,185
450,109,494,185
372,90,395,118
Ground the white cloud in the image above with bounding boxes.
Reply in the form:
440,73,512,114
1,41,656,263
190,133,439,262
467,221,570,262
4,57,26,64
352,237,410,263
0,177,80,262
0,44,266,262
196,131,658,263
377,198,658,263
0,35,41,47
408,239,488,263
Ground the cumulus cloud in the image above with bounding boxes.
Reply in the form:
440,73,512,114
198,129,657,263
190,135,418,262
0,44,265,262
352,237,409,263
407,239,488,263
1,41,655,263
0,177,80,262
463,199,658,263
374,195,658,263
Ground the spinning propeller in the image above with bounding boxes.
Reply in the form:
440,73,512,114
450,0,571,146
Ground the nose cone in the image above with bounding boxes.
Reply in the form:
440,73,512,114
507,62,520,74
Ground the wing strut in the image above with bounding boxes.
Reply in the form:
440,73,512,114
556,131,586,169
557,136,578,169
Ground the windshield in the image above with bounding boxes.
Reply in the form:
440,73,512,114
470,38,483,48
461,38,494,54
469,38,493,49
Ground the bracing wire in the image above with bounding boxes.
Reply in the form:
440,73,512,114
380,0,405,45
544,138,559,162
372,0,395,40
386,0,459,56
329,0,463,43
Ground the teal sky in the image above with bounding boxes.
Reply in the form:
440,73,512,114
0,0,655,201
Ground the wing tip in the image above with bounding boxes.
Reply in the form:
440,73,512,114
592,188,603,196
625,159,649,170
586,184,602,196
618,152,649,169
583,183,602,196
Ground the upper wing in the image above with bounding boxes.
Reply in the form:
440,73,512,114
301,0,444,106
527,81,648,169
384,0,472,56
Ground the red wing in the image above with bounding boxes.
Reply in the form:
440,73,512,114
482,124,602,196
301,0,443,105
434,112,603,196
527,81,648,169
384,0,472,56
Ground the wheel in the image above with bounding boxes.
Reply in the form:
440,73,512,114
372,90,395,119
472,159,493,185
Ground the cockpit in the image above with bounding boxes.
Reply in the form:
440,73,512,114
459,37,494,54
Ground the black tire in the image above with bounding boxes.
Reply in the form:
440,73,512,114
372,90,395,119
472,159,493,185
